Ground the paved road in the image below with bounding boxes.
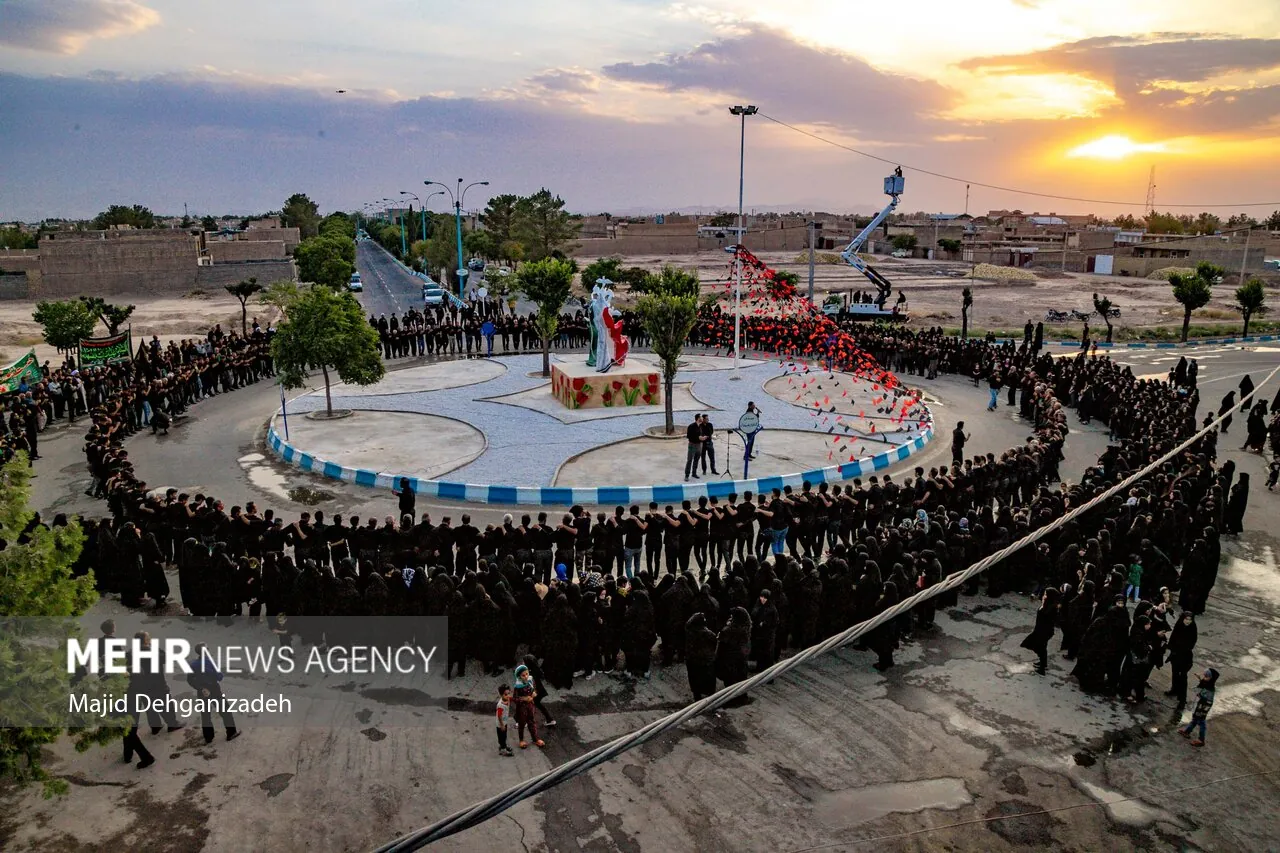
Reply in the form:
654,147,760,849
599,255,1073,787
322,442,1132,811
354,238,423,319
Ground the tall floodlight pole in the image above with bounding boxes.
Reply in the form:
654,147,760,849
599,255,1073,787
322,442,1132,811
425,179,489,299
729,105,757,378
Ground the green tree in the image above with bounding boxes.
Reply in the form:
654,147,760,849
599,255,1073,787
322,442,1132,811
1144,211,1184,234
961,287,973,340
514,189,581,261
32,300,98,353
0,226,38,250
516,258,575,376
200,215,219,232
77,296,135,335
271,286,384,416
0,456,115,797
257,280,300,319
91,204,155,230
281,193,321,239
1234,278,1267,337
636,289,700,435
1267,210,1280,230
1111,213,1141,230
1192,212,1221,234
891,234,918,253
499,240,526,267
937,238,962,257
319,212,355,240
1195,260,1225,285
708,212,737,227
636,265,700,299
1092,292,1115,343
464,229,498,264
580,257,625,296
294,235,355,288
481,194,522,245
1170,271,1213,342
225,277,264,336
1226,213,1257,228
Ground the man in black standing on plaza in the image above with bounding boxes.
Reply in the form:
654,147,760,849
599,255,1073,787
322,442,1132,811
700,413,719,476
684,415,704,481
952,421,970,466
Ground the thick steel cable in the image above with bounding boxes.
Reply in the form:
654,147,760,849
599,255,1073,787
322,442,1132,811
377,363,1279,851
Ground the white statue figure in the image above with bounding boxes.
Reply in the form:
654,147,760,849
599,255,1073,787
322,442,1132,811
593,284,615,372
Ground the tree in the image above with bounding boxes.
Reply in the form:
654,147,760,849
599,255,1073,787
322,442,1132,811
499,240,525,267
960,287,973,339
32,300,98,353
579,257,625,296
0,456,116,797
78,296,135,335
225,277,264,336
200,215,219,232
937,238,962,257
1170,272,1213,342
1111,213,1141,230
1092,292,1115,343
513,189,581,261
636,265,700,299
481,194,522,245
1144,211,1184,235
891,234,918,252
319,212,355,241
257,280,300,319
91,204,155,230
271,286,384,416
293,235,355,288
515,258,575,376
636,289,700,434
1192,212,1221,234
1267,210,1280,230
464,229,498,264
708,211,737,227
0,226,38,250
281,193,321,239
1195,261,1225,285
1226,214,1257,228
1234,278,1267,337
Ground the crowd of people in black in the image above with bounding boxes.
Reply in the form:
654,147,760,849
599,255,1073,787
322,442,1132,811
57,312,1264,750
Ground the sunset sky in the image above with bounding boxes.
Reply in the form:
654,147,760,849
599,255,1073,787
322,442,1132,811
2,0,1278,220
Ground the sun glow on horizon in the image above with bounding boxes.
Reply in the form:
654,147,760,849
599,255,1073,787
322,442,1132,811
1067,135,1168,159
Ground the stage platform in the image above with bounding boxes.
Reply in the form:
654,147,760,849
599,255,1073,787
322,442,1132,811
550,358,661,409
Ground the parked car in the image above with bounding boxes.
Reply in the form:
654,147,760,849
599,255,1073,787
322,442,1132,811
348,272,363,292
423,284,445,305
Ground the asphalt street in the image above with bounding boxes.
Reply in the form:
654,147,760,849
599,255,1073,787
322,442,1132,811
354,238,425,319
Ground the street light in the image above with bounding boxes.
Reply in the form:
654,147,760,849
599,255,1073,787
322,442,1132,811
425,178,489,299
399,191,428,246
728,105,757,378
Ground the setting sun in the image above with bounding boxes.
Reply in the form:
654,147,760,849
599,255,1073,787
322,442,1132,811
1067,135,1168,159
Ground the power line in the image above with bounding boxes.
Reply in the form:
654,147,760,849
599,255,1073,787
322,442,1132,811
374,363,1279,851
757,113,1280,210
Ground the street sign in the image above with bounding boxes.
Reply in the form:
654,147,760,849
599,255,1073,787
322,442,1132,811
738,411,761,434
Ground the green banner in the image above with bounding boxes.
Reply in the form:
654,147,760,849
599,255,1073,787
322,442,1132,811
0,350,42,395
78,331,132,367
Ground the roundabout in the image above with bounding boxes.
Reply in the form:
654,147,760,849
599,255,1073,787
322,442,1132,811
268,352,934,505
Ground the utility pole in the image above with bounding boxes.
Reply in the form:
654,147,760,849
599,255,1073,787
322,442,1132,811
1062,224,1068,272
933,214,939,261
728,104,758,379
807,219,816,303
1239,225,1252,286
964,184,970,217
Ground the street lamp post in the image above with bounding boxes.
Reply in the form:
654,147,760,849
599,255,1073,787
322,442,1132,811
728,105,757,379
425,178,489,299
400,191,429,246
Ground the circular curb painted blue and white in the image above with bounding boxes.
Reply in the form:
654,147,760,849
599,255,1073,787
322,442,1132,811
265,420,934,507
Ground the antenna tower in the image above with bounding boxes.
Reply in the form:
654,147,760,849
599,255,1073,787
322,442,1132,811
1144,166,1156,214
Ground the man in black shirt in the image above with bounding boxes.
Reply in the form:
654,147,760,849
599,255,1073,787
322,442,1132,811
700,415,718,475
531,512,554,584
553,514,577,579
684,415,704,481
622,505,646,578
952,421,969,465
644,502,664,574
394,477,416,521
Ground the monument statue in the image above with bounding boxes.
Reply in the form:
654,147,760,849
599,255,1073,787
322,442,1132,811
590,279,630,373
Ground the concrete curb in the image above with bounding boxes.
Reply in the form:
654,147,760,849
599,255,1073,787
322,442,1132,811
265,419,934,506
1029,334,1276,349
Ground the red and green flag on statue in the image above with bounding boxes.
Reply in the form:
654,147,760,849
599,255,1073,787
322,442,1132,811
78,331,133,367
0,350,42,394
